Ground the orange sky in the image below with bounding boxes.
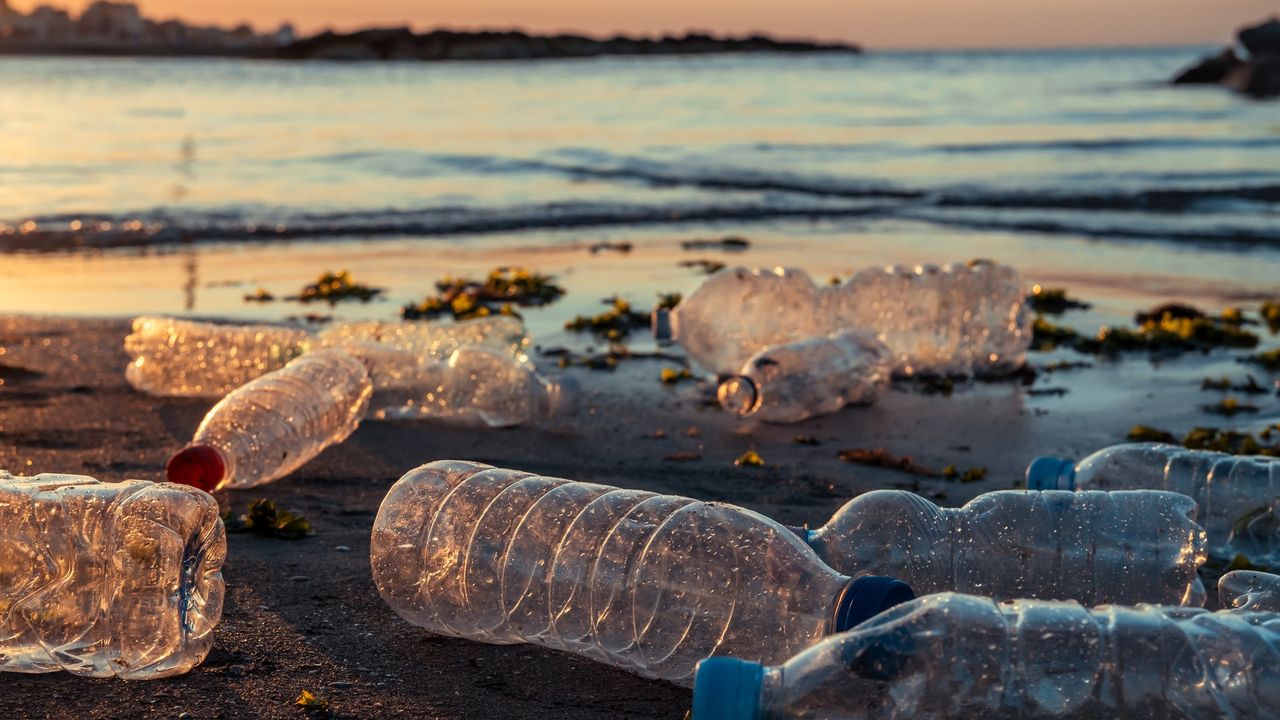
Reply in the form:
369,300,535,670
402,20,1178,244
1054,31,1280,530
14,0,1277,49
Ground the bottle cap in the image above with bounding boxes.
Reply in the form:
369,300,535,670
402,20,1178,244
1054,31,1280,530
717,375,762,416
692,657,764,720
831,576,916,634
1025,456,1076,491
166,444,227,493
651,307,674,341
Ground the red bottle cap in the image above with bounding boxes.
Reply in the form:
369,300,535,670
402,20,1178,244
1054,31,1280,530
166,444,227,493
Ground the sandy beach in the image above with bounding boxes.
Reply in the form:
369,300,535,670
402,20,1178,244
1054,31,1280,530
1,295,1276,717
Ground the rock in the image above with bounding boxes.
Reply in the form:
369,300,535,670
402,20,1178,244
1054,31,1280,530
1238,17,1280,58
1172,48,1244,84
1244,55,1280,98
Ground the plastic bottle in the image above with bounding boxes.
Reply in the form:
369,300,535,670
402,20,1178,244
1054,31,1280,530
1220,570,1280,612
124,315,309,397
693,592,1280,720
369,346,576,427
370,460,916,686
0,471,225,679
793,488,1206,607
654,261,1031,377
124,315,529,397
1027,442,1279,565
717,331,893,423
166,349,372,492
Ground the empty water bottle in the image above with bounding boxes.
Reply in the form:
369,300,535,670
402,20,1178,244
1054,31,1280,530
793,488,1206,606
717,331,893,423
0,471,225,679
1220,570,1280,612
166,349,372,492
693,592,1280,720
125,316,309,397
125,314,528,397
370,346,575,427
1027,443,1279,564
655,261,1030,377
371,460,915,685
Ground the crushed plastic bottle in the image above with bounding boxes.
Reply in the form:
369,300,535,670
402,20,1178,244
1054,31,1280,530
124,314,529,397
369,346,576,427
693,592,1280,720
1220,570,1280,612
655,261,1031,377
0,471,225,679
371,460,915,685
793,488,1207,606
717,331,893,423
1027,442,1279,565
124,315,309,398
166,349,372,492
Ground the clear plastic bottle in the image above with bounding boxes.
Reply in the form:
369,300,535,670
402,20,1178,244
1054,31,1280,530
124,315,309,397
794,488,1206,607
124,315,529,398
1027,443,1280,565
654,261,1031,377
369,347,576,427
717,331,893,423
0,471,225,679
693,592,1280,720
1220,570,1280,612
166,349,373,492
370,460,916,686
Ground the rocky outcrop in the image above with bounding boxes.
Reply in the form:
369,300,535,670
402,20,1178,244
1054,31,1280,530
1173,17,1280,98
270,29,860,62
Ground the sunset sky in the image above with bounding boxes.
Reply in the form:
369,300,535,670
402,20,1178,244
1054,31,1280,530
13,0,1277,49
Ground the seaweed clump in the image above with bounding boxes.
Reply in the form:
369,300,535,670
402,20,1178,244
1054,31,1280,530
293,270,384,305
1126,425,1280,456
1033,302,1260,355
221,499,313,539
402,267,564,320
1262,300,1280,333
1027,285,1090,314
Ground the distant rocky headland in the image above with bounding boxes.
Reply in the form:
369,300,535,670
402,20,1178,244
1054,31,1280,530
0,1,858,60
1172,17,1278,98
274,28,859,62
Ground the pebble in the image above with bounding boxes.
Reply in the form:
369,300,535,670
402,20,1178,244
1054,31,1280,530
328,681,353,689
334,545,350,552
227,664,246,677
288,575,311,582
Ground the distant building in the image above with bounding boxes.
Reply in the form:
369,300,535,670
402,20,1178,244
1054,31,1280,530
273,22,296,47
78,1,145,41
27,5,75,41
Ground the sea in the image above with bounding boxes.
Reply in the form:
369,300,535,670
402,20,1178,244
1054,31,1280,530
0,47,1278,333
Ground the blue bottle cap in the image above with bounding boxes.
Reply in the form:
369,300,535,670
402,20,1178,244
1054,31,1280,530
651,307,674,340
1025,456,1077,491
832,576,916,634
692,657,764,720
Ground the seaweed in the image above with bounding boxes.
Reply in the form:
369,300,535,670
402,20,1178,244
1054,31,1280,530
734,450,765,467
290,270,383,305
1040,360,1092,373
222,500,313,540
1201,375,1268,394
295,689,332,718
564,297,651,341
1263,300,1280,333
1030,315,1081,351
661,367,694,385
942,465,987,483
1201,397,1260,416
1245,348,1280,371
402,267,564,320
588,241,633,254
1126,425,1178,444
655,292,682,311
793,435,821,446
1182,427,1278,456
678,259,727,275
681,236,749,251
837,448,937,477
243,288,275,303
1027,285,1090,314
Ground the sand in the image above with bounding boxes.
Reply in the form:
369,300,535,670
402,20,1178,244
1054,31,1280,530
0,312,1276,719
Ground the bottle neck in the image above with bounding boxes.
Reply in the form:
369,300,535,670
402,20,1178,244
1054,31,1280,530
757,667,784,720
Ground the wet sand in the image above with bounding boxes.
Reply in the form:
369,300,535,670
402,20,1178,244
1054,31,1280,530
1,311,1278,719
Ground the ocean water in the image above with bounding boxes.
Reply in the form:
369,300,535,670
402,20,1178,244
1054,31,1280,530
0,47,1277,324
